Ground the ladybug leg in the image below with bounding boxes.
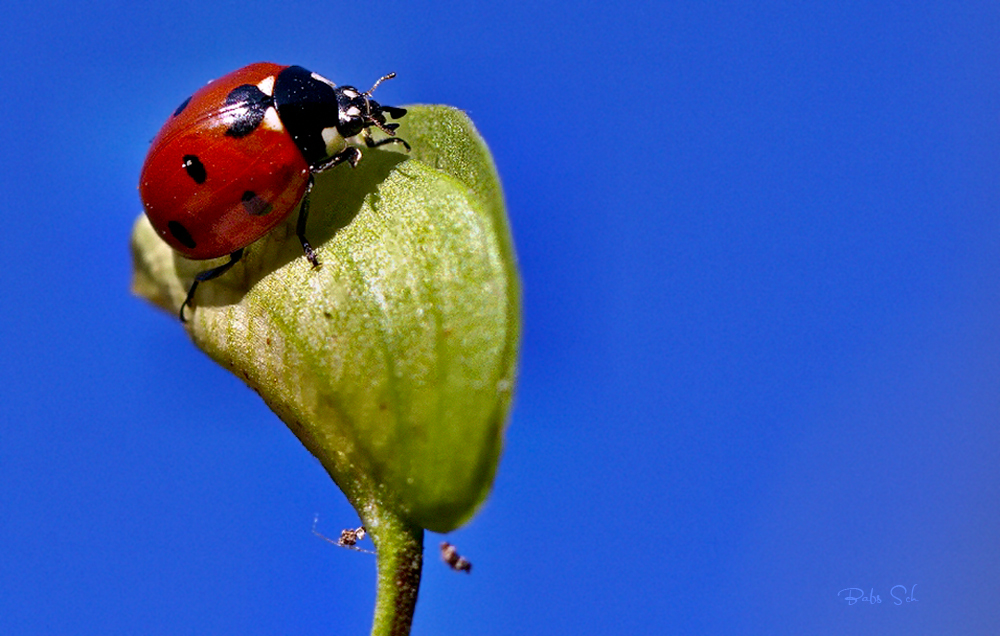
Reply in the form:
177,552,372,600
313,147,363,172
296,176,320,268
179,248,245,322
380,105,408,120
295,140,410,271
297,146,367,266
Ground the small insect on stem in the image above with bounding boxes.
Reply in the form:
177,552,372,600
440,542,472,573
312,514,374,554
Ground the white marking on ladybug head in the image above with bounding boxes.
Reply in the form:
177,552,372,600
311,72,337,89
342,88,360,99
256,75,276,96
339,105,363,127
262,106,283,132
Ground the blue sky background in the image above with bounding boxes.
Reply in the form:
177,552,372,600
2,1,999,634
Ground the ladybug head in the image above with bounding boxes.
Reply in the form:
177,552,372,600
335,73,408,141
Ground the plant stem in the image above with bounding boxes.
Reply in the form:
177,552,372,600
365,505,425,636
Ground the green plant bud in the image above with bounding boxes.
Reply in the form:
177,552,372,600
131,106,520,533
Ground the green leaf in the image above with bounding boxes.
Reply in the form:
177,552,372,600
131,105,520,534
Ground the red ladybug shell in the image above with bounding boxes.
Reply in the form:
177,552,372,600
140,63,310,260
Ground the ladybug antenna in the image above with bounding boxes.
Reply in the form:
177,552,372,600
364,72,397,97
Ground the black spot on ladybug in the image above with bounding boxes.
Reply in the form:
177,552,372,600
182,155,207,184
224,84,274,138
168,221,197,249
173,95,192,117
241,190,272,216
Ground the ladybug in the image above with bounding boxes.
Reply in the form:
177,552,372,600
139,62,409,321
